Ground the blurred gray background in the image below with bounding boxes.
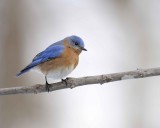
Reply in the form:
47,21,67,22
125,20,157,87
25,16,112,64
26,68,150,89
0,0,160,128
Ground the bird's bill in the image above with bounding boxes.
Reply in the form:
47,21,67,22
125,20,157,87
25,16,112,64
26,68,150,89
80,47,87,51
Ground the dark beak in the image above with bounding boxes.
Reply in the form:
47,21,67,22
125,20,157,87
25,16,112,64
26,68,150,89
81,47,87,51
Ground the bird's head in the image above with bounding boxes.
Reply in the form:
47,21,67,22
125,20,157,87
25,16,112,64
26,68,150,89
66,35,87,54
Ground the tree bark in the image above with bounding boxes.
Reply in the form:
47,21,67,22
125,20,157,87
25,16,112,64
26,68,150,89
0,67,160,95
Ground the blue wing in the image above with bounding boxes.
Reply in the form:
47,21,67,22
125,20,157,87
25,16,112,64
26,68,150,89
17,44,65,76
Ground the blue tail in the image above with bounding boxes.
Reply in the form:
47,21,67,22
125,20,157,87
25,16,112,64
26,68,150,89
16,65,34,77
16,68,30,76
16,60,42,77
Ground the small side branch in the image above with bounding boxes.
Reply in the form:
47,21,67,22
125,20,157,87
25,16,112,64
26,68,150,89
1,67,160,95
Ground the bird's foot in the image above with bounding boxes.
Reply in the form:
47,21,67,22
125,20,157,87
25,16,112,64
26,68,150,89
45,76,51,92
46,81,51,92
62,77,75,89
61,79,68,86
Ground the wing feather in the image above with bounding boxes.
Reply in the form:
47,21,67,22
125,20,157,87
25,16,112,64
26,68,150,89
17,44,64,76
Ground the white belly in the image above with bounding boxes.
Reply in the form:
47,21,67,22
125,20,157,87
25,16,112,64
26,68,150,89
46,66,74,79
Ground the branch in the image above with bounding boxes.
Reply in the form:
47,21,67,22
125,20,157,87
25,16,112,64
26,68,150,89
1,67,160,95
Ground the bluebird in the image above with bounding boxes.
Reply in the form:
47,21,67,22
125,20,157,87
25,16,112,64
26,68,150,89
17,35,87,91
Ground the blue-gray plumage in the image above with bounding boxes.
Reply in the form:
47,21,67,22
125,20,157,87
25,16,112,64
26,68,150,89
17,45,65,76
17,35,87,92
17,35,87,77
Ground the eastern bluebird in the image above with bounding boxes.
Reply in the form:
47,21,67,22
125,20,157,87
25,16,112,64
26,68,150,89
17,35,87,91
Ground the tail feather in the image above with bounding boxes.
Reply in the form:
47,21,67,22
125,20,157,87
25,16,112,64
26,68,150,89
17,58,45,77
16,61,40,77
16,66,32,77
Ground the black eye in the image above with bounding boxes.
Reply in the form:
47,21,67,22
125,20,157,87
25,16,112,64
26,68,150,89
74,42,78,46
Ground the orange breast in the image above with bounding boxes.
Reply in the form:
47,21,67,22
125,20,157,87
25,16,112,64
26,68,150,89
38,44,79,75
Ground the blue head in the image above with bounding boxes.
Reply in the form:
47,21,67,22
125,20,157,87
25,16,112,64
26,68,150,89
66,35,87,53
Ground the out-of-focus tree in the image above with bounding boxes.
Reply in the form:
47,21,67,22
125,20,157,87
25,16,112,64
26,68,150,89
0,0,160,128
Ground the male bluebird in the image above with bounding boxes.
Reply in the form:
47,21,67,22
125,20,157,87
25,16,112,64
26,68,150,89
17,35,87,91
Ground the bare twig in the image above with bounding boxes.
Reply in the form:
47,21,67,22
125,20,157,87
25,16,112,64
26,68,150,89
1,67,160,95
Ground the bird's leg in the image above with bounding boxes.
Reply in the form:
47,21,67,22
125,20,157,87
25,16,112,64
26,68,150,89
61,78,68,86
45,76,50,92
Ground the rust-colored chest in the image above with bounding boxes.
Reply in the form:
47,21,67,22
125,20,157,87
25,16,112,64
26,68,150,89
38,46,79,74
